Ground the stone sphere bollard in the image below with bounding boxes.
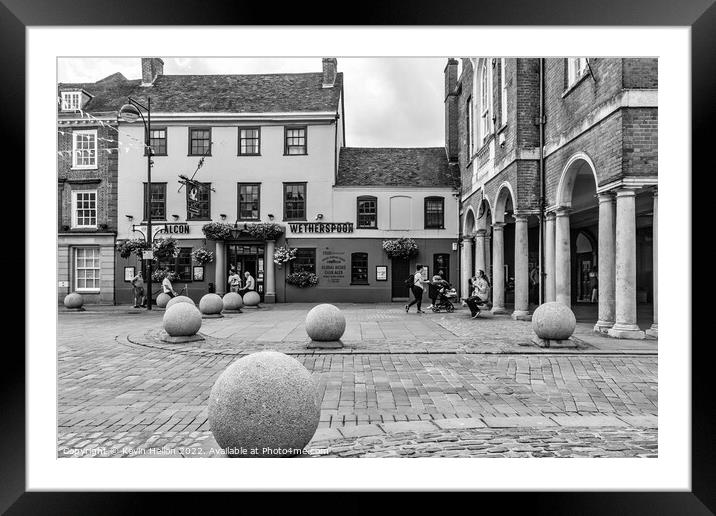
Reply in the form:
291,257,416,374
63,292,83,309
156,293,172,308
532,302,577,340
305,303,346,341
208,351,320,457
243,291,261,307
166,295,195,309
200,293,224,315
162,302,202,337
223,292,243,311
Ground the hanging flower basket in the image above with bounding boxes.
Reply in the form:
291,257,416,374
273,246,297,266
152,237,179,262
245,222,285,241
202,222,234,240
286,271,319,288
382,238,419,260
191,247,214,266
116,238,150,259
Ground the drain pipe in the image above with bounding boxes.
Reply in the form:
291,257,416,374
538,58,546,305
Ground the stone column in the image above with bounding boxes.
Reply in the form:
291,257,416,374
594,193,616,333
491,222,508,314
215,240,226,296
485,234,492,285
264,239,276,304
512,214,530,320
608,189,645,339
544,212,556,302
646,191,658,337
474,229,486,277
555,208,571,307
461,236,473,299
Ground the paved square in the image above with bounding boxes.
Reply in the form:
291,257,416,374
57,303,657,458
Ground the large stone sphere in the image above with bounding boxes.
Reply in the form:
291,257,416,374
208,351,320,457
199,293,224,315
63,292,83,309
163,302,202,337
223,292,243,311
243,291,261,307
532,302,576,340
156,293,172,308
305,303,346,341
166,295,195,309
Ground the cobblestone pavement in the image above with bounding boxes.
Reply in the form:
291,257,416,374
57,303,658,458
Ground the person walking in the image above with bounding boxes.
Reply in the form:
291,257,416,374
162,272,178,298
131,270,145,308
228,268,242,293
466,270,491,318
240,271,255,295
405,264,426,313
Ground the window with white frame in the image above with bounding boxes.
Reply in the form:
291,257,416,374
72,130,97,169
61,91,81,111
480,60,491,142
72,190,97,228
75,247,100,292
500,58,507,127
567,58,588,87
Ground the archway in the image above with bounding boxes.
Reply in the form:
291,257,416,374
491,183,519,316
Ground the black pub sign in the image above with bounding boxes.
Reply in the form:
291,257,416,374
289,222,354,233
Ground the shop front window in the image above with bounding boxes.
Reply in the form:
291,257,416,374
351,252,369,284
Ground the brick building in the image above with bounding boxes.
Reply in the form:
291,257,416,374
446,58,657,338
57,75,132,304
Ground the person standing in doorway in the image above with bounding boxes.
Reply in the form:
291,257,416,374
240,271,255,296
228,268,242,293
529,263,540,305
405,264,426,314
589,266,598,303
131,270,145,308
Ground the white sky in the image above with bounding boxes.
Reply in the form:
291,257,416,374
57,57,447,148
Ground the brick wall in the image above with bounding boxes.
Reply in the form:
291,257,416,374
623,58,658,89
621,108,658,177
57,123,119,233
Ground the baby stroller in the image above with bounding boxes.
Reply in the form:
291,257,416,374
429,282,455,313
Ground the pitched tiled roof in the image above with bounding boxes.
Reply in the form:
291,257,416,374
58,72,343,114
336,147,459,189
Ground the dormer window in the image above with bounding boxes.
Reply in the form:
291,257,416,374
61,91,81,111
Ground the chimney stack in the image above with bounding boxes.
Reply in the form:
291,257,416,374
444,58,459,162
141,57,164,86
322,58,337,88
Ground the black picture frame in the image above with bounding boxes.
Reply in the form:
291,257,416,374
11,0,708,511
192,266,204,282
123,266,135,282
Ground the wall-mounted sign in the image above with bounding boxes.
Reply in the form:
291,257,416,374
163,223,190,234
58,280,69,288
376,266,387,281
288,222,354,234
124,266,136,282
320,249,346,284
193,266,204,281
142,250,154,260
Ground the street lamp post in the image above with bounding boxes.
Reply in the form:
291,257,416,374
119,97,154,310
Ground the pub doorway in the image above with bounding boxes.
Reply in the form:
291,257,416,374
227,243,265,301
391,258,410,300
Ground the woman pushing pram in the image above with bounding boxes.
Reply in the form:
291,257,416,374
428,275,455,313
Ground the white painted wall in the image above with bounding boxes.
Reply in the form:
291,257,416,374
331,186,459,239
117,120,339,241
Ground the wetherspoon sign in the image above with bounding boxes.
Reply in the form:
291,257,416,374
288,222,354,233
